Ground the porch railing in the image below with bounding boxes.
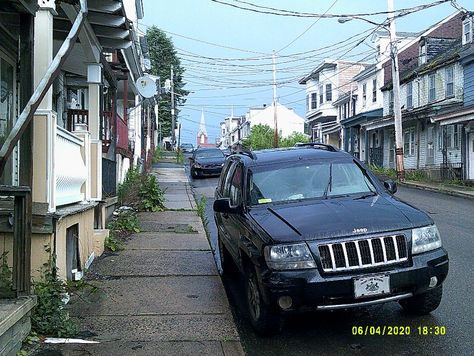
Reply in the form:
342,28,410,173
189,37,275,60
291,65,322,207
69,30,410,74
67,109,89,132
116,114,129,151
55,126,87,206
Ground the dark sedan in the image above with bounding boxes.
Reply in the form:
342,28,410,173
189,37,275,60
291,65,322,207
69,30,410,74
190,148,226,178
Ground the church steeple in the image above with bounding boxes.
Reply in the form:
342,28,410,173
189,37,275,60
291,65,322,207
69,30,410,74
196,108,210,147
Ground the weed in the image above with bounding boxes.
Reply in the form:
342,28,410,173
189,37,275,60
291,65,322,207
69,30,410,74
104,231,124,252
196,195,209,237
176,150,185,164
368,164,397,180
31,254,78,338
0,251,13,298
117,166,141,207
153,147,164,163
405,170,428,181
107,211,140,233
139,174,165,212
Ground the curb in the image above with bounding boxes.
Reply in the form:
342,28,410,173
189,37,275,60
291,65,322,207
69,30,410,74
399,182,474,200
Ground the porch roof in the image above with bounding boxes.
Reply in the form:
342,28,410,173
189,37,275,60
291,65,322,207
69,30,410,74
54,0,133,50
340,108,383,127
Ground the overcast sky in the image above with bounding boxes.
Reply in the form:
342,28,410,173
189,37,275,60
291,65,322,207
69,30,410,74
140,0,472,144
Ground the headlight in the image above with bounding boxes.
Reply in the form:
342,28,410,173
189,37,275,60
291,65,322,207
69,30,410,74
412,225,442,254
193,163,201,168
264,243,316,270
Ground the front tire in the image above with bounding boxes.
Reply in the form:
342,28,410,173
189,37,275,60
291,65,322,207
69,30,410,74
245,265,282,336
399,285,443,315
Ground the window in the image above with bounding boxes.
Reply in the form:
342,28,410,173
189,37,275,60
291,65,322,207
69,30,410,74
372,79,377,102
326,84,332,102
362,83,367,106
306,94,309,111
311,92,317,110
319,85,324,104
404,127,416,156
428,73,436,102
445,66,454,97
229,165,243,207
419,44,427,65
407,82,413,108
463,19,472,45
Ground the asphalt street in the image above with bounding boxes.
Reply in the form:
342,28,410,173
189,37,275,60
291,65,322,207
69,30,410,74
187,161,474,356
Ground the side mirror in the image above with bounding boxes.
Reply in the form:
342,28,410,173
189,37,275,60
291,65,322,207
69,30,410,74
384,179,397,195
213,198,241,214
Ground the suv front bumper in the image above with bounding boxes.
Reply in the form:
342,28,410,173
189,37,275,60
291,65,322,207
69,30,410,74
260,248,448,311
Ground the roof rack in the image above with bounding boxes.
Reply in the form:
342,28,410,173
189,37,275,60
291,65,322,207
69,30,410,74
231,148,257,159
294,142,338,152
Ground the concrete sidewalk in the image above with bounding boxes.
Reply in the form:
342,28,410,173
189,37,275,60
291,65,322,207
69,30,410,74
38,163,244,355
401,180,474,199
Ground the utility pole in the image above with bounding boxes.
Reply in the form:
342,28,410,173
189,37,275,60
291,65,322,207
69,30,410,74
170,65,176,148
272,50,279,148
177,122,181,149
388,0,405,181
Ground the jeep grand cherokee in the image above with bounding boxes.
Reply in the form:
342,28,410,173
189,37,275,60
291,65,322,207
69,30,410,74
213,144,448,335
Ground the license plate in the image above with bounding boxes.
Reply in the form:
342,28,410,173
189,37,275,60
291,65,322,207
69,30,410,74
354,274,390,299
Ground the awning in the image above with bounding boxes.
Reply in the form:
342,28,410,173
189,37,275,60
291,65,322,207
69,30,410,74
323,123,341,135
363,117,394,131
340,108,383,127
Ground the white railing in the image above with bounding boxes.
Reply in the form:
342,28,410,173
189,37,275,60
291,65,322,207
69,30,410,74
55,126,87,206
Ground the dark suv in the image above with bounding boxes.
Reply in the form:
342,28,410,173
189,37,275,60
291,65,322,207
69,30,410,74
213,144,448,335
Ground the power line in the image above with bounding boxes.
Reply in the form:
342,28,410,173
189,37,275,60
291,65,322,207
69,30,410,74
277,0,338,53
211,0,451,19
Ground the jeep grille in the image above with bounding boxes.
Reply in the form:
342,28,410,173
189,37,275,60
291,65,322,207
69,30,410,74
318,235,408,272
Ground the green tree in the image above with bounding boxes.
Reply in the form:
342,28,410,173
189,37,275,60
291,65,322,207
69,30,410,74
279,131,310,147
242,125,309,150
242,124,274,150
147,26,188,137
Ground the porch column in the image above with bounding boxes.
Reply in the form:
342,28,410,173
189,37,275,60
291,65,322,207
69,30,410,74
32,1,56,212
88,64,102,201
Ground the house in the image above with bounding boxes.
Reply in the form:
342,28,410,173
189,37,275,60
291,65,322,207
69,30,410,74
375,11,466,179
235,103,305,146
340,31,416,163
219,114,244,149
299,60,369,147
0,0,153,352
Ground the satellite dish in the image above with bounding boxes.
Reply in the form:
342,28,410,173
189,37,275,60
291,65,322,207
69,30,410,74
136,75,157,98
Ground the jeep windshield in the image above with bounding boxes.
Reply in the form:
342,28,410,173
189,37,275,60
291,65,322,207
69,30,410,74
249,160,377,205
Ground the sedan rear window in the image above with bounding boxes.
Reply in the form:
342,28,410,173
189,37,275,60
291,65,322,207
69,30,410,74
249,161,376,205
195,149,224,159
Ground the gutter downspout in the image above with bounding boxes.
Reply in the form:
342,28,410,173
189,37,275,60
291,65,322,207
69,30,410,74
0,0,88,173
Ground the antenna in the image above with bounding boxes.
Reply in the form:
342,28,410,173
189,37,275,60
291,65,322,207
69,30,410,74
136,75,158,98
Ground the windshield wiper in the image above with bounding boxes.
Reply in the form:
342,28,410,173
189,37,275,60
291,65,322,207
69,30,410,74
322,164,332,199
353,192,377,200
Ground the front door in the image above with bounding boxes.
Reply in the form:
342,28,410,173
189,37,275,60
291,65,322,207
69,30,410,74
389,130,395,168
469,132,474,179
426,126,435,166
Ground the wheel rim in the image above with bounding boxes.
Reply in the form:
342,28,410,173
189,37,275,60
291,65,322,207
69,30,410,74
247,273,261,321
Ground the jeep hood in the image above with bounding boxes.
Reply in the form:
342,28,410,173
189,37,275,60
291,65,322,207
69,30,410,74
249,195,432,242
